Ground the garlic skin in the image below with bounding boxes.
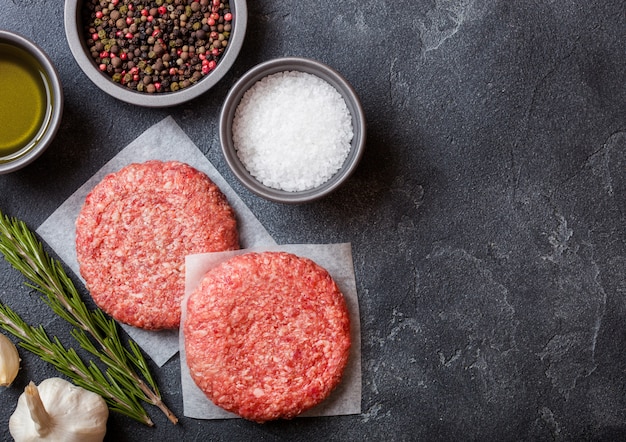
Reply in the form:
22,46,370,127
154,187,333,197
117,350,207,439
0,332,20,386
9,377,109,442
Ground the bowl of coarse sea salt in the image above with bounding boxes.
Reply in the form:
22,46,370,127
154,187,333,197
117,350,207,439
219,57,366,203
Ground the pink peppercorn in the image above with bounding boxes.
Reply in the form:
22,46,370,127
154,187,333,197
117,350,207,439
224,12,232,21
99,63,107,71
200,59,217,73
95,11,103,19
157,6,166,15
91,33,99,41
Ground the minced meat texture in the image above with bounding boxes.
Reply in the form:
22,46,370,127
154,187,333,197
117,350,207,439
75,160,239,330
184,251,351,422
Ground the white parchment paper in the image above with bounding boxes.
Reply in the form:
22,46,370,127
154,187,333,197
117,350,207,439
180,243,362,419
36,116,276,366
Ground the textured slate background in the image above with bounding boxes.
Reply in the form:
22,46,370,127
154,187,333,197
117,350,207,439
1,0,626,440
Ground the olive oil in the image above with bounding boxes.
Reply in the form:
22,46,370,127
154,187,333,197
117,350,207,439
0,43,53,161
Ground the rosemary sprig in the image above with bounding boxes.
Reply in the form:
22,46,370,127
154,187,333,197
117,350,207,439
0,303,152,425
0,211,178,425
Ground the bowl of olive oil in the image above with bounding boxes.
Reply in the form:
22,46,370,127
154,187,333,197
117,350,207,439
0,30,63,173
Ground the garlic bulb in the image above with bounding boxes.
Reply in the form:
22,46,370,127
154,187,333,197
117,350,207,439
9,377,109,442
0,332,20,386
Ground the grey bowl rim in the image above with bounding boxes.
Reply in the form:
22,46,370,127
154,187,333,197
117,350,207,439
63,0,247,108
0,30,64,174
219,56,366,204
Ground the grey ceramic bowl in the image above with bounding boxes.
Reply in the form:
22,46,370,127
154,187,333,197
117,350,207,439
64,0,247,107
219,57,366,204
0,31,63,174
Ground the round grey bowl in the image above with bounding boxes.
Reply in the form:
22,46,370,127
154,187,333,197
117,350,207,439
64,0,247,107
219,57,366,204
0,31,63,174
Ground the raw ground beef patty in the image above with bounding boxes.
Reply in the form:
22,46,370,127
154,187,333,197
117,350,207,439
76,160,239,330
184,251,351,422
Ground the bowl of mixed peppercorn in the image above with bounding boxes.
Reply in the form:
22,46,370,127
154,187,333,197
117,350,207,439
64,0,247,107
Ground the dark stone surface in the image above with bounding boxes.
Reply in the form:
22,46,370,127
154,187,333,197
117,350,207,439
2,0,626,440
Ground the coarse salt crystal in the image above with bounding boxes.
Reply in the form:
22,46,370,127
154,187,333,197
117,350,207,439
232,71,353,192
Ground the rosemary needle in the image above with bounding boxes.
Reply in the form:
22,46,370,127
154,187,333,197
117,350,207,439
0,210,178,425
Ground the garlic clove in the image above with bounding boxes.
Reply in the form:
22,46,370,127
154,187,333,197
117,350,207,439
0,332,20,387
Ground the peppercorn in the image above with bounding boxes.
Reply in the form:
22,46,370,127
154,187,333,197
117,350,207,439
191,70,202,82
82,0,233,94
